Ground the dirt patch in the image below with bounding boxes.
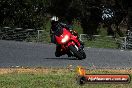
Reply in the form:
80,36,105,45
0,67,69,75
0,67,132,75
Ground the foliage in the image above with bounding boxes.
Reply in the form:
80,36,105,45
0,0,131,38
0,0,49,29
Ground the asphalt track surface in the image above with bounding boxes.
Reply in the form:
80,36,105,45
0,40,132,68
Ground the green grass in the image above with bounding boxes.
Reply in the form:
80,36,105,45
84,28,119,49
0,68,132,88
84,36,118,49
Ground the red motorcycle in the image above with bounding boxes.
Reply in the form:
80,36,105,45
54,27,86,60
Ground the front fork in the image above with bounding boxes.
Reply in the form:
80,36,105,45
67,39,84,50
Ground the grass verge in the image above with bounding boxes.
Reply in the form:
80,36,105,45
84,36,118,49
0,67,132,88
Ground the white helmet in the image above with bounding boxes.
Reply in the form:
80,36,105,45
51,16,58,21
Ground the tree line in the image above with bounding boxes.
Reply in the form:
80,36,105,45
0,0,132,36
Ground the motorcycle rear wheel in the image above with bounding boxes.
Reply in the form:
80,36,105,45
55,51,61,57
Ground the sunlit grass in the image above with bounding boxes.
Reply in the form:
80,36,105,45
0,68,132,88
84,36,118,49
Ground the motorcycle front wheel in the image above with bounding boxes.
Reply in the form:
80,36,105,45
68,45,86,60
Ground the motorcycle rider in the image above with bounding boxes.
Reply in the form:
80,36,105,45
50,16,84,57
50,16,73,43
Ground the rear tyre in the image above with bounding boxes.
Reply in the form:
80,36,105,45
55,51,60,57
67,51,73,57
82,51,86,59
69,45,84,60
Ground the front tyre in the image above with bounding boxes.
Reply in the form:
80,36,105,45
82,51,86,59
69,45,85,60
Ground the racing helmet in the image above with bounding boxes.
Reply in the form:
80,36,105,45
51,16,58,21
51,16,59,25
